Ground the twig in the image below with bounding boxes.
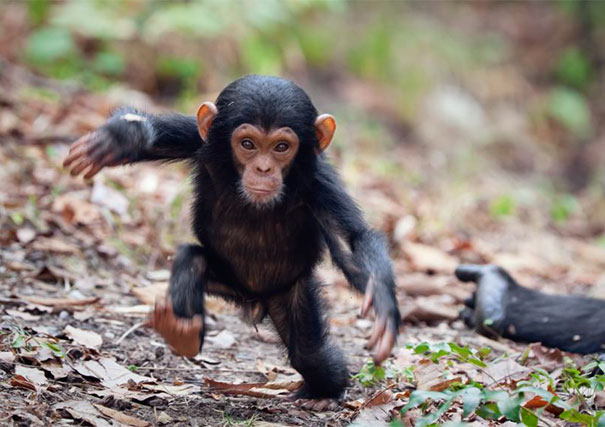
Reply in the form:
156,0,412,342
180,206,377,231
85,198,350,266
116,321,146,345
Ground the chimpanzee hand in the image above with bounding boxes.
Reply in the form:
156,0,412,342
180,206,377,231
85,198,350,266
148,298,204,358
63,114,150,179
360,277,400,364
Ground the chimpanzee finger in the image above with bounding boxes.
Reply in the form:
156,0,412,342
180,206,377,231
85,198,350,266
455,264,487,283
463,294,475,308
373,327,396,364
83,152,118,179
367,317,387,350
63,134,93,167
69,157,94,176
361,286,373,318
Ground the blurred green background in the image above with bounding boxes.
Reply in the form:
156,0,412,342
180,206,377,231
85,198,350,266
1,0,605,243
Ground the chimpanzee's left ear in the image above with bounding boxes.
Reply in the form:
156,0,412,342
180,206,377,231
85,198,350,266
314,114,336,153
196,102,218,142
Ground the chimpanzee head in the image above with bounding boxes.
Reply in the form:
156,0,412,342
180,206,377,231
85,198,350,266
196,75,336,207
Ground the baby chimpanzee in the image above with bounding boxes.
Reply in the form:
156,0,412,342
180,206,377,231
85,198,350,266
64,75,401,410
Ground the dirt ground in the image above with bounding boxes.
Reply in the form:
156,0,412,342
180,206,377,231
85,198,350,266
1,59,605,426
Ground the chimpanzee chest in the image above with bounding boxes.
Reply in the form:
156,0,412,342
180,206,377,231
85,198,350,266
207,206,322,294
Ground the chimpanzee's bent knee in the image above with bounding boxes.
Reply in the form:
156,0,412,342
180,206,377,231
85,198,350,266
169,244,207,319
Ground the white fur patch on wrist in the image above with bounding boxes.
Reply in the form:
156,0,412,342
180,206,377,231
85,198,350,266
121,113,147,122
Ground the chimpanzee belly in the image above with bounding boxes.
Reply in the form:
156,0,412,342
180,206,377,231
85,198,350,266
204,208,322,295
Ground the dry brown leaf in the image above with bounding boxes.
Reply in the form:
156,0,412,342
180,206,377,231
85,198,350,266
11,374,37,392
30,237,79,254
40,359,71,379
482,358,530,384
403,242,458,274
0,351,15,363
5,309,40,321
415,359,462,391
52,195,102,225
206,330,237,349
64,325,103,349
20,295,100,307
73,357,153,388
54,400,113,427
350,401,398,426
398,273,469,301
141,383,201,396
204,376,303,399
15,366,48,386
402,296,459,322
131,283,168,306
93,404,151,427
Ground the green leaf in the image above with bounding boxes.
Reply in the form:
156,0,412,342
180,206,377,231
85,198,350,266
401,390,449,414
556,47,593,90
26,27,76,64
520,407,538,427
10,212,24,226
459,387,483,417
11,333,25,349
490,195,515,218
547,87,592,138
494,394,522,422
476,402,501,420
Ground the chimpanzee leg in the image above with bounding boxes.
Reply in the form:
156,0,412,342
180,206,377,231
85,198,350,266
267,275,349,402
153,244,257,357
169,244,208,319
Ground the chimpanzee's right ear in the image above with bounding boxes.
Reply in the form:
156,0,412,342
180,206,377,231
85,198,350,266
196,102,218,141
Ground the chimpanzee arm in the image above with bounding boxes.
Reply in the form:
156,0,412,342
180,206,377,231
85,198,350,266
64,107,202,178
311,159,401,363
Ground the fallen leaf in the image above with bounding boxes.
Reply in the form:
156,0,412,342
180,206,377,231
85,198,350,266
15,366,48,386
11,374,37,391
350,402,397,426
131,283,167,306
30,237,79,254
5,309,40,321
0,351,15,363
73,357,154,387
93,404,151,427
482,358,530,384
403,242,458,274
142,383,201,396
402,296,459,322
91,180,129,216
52,195,102,225
415,360,462,391
64,325,103,349
16,228,36,243
20,295,100,307
206,330,237,349
54,400,113,427
205,375,303,398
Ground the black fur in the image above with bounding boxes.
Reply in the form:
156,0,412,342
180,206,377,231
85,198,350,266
456,264,605,354
98,75,400,399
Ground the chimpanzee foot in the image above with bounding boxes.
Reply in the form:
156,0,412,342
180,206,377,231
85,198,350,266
455,264,512,335
149,298,203,357
282,393,338,411
295,398,338,411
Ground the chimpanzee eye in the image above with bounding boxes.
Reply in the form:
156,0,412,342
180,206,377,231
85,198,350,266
241,139,255,150
274,142,289,153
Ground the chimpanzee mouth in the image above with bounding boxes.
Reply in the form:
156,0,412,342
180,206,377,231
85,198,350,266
238,182,284,208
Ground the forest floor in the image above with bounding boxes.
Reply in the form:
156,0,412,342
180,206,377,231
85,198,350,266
1,61,605,426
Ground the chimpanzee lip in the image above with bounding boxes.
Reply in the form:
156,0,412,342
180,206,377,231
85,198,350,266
246,186,275,194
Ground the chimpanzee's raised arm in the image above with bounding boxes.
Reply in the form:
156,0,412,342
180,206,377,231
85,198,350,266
64,107,202,179
311,159,401,363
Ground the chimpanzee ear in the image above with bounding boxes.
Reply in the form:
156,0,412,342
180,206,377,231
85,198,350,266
196,102,218,141
314,114,336,153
